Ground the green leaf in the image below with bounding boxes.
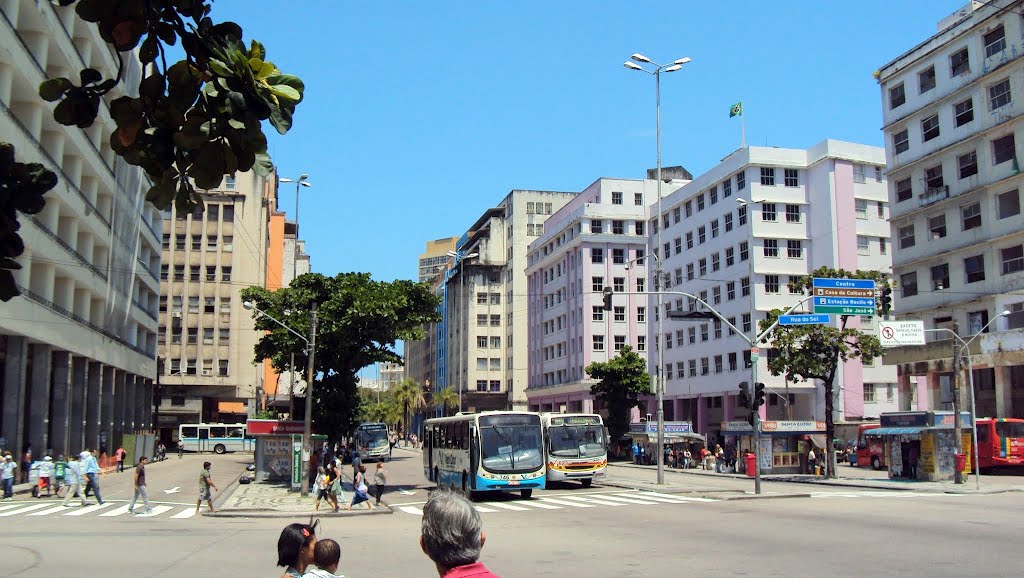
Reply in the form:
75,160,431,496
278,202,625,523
139,34,159,64
139,72,166,100
268,105,293,135
252,152,273,176
207,58,233,77
145,179,177,209
227,118,245,130
248,40,266,60
75,0,103,22
190,141,226,189
268,83,300,102
38,78,72,102
79,68,102,85
265,74,304,98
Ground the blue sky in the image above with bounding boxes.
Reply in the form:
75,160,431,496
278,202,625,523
214,0,965,282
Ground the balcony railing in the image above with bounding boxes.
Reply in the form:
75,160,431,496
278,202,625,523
27,215,108,280
918,185,949,208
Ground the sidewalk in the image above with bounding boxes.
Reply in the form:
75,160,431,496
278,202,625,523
211,476,393,518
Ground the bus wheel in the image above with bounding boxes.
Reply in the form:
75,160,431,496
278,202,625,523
580,479,593,488
520,489,533,499
871,456,880,470
214,444,226,455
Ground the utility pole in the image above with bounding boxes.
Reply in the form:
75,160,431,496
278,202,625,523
288,352,295,419
951,341,964,484
300,302,318,494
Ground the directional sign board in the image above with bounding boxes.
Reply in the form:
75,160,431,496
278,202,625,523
778,313,831,326
878,320,926,347
812,278,877,315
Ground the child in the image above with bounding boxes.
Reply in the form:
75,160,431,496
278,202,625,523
303,538,343,578
313,466,328,511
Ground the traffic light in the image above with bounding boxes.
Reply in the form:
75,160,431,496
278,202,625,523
880,286,893,316
602,286,613,311
738,383,751,409
753,382,766,410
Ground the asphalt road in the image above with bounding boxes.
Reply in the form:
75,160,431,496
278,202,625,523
1,449,1021,577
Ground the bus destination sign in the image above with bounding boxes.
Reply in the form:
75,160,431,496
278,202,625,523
551,416,602,426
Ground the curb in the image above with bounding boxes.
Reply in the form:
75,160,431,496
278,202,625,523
718,492,812,501
208,466,249,512
598,481,739,495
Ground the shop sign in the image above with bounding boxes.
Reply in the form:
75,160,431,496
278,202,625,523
760,420,826,433
248,419,305,435
721,421,754,432
880,412,930,428
552,415,602,426
629,421,693,435
291,436,302,488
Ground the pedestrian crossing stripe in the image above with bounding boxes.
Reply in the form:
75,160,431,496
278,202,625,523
63,502,113,516
0,502,208,519
0,503,51,516
100,504,133,516
171,508,198,519
395,492,717,516
135,505,173,517
28,505,70,516
810,491,972,499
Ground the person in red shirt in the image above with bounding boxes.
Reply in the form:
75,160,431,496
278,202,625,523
420,489,499,578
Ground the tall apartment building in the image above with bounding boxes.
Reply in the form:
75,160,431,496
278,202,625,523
525,178,679,414
438,190,576,412
877,0,1024,419
419,237,459,283
156,171,273,436
1,1,160,458
379,361,404,389
655,141,896,441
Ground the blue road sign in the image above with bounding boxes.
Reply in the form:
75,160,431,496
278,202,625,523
778,314,831,326
813,296,876,308
812,278,877,290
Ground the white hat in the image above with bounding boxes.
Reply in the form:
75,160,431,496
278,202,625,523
43,456,52,461
79,451,90,459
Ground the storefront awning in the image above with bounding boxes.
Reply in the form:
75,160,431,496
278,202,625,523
864,427,925,436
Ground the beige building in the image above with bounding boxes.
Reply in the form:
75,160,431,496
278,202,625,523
419,237,459,283
156,171,273,436
1,0,161,457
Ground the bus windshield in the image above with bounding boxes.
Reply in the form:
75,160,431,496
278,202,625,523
995,421,1024,439
479,414,543,473
548,425,606,459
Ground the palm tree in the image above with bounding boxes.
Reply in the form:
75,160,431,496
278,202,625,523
391,378,425,439
432,386,460,417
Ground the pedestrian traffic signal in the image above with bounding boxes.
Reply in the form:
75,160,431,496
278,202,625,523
753,382,766,410
880,286,893,315
602,286,613,311
738,383,751,409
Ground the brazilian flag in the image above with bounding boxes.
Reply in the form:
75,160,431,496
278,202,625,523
729,101,743,118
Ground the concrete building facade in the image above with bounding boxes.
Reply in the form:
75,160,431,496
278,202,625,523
0,0,160,457
419,237,459,283
877,0,1024,419
654,141,898,441
525,178,676,414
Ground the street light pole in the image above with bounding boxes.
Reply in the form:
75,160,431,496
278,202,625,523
279,174,311,422
447,250,478,414
625,52,691,485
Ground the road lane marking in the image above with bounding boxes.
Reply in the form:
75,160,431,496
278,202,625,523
100,504,133,517
634,492,716,503
0,504,24,512
135,505,173,517
62,503,113,516
537,497,594,508
516,500,561,509
28,505,70,516
398,506,423,516
170,508,198,519
473,506,498,513
589,494,659,505
482,502,529,511
550,495,627,506
0,503,52,516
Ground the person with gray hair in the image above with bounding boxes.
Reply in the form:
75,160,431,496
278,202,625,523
419,489,499,577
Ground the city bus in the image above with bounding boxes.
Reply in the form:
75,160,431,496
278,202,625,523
178,423,254,454
975,418,1024,471
354,422,391,461
540,413,608,488
855,422,886,469
423,411,546,498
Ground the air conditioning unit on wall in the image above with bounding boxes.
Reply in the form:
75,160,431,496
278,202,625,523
201,370,212,376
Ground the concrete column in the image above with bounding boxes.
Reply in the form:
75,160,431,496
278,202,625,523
84,361,101,452
49,351,72,457
994,366,1013,418
724,395,734,422
125,374,137,433
99,366,114,454
1,336,29,456
142,379,153,429
112,370,125,437
68,356,87,453
28,344,52,456
696,395,707,434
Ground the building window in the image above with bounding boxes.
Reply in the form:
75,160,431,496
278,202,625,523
160,265,169,280
724,213,734,232
855,199,868,219
864,383,876,403
961,202,982,231
727,282,736,300
785,204,800,222
925,164,944,190
223,235,233,252
736,171,746,190
989,78,1012,111
899,224,915,249
697,194,705,212
685,232,694,249
635,221,645,235
612,220,624,235
918,66,936,94
613,306,626,322
900,272,918,297
739,241,749,261
490,314,501,327
857,235,870,256
723,179,732,197
1002,245,1024,275
711,219,719,238
998,189,1020,219
950,46,970,77
637,306,646,323
921,114,940,142
634,192,643,206
712,286,721,304
968,310,990,335
958,151,978,179
992,133,1016,165
893,129,909,155
710,186,719,205
593,306,604,321
686,263,694,280
964,255,986,283
895,178,912,203
222,205,234,222
612,191,623,205
787,240,802,259
889,83,906,109
477,336,487,348
676,237,684,254
189,265,200,281
854,164,866,183
591,220,603,234
187,328,198,345
699,258,707,276
783,168,798,187
221,266,232,282
738,205,747,225
593,335,605,351
931,263,950,290
929,214,947,239
954,98,974,127
684,200,693,217
613,249,625,264
741,277,750,297
591,248,603,263
613,277,625,292
763,239,779,258
205,296,215,313
879,238,888,255
698,226,706,244
984,25,1006,58
636,278,645,292
760,167,776,186
592,277,604,292
162,233,170,249
765,275,780,294
174,265,184,281
712,253,721,272
761,203,777,222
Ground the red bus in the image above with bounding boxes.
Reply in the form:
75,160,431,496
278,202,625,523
975,418,1024,471
854,423,886,469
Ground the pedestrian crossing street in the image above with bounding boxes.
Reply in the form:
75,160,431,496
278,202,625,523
0,501,203,520
395,491,718,517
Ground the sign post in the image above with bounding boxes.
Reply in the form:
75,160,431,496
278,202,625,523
291,434,302,491
811,278,877,316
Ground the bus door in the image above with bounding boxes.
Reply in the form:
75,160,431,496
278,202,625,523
426,428,434,479
977,422,992,466
198,427,210,452
469,426,479,490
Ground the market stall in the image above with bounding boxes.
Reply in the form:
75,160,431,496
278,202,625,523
721,420,828,475
628,421,705,467
864,411,972,482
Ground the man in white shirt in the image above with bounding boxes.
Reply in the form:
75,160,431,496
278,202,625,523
62,454,86,507
1,455,16,501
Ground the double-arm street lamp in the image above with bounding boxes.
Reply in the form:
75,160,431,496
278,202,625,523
244,299,318,492
278,174,312,420
924,310,1010,488
446,250,478,413
624,52,691,485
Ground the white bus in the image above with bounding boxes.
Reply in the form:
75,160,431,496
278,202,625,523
354,422,391,461
423,411,546,498
541,413,608,487
178,423,254,454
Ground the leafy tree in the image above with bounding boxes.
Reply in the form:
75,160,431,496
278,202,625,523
392,378,426,438
760,266,887,478
241,273,440,438
358,387,401,429
431,386,460,417
586,346,651,443
2,0,304,301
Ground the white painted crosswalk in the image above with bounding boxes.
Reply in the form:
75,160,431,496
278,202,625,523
0,500,205,520
395,491,718,517
810,490,971,499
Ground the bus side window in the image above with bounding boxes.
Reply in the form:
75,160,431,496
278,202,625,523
978,425,989,444
210,427,226,438
228,428,244,438
181,427,198,439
